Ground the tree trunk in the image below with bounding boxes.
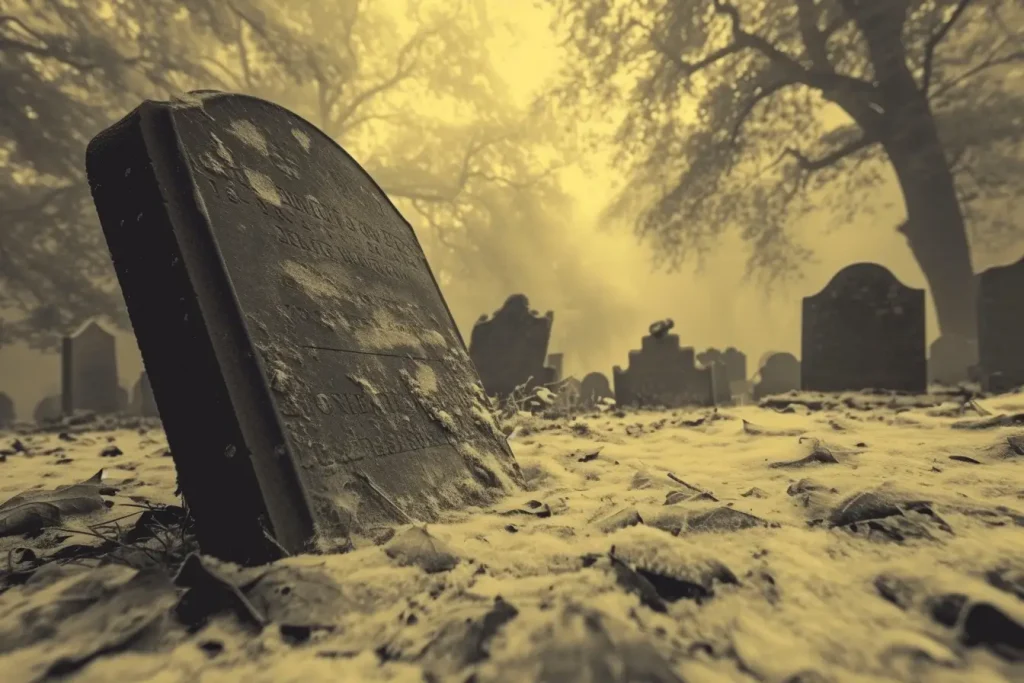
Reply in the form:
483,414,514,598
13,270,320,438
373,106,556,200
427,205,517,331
887,134,977,343
851,3,978,352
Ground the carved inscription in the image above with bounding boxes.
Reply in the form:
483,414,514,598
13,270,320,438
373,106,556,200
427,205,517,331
192,154,423,280
282,379,458,467
313,390,402,416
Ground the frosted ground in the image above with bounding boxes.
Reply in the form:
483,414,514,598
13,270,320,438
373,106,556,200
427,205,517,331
0,390,1021,683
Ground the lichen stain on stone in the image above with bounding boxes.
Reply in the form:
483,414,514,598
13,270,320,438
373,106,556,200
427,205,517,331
292,128,312,152
353,309,427,353
229,119,270,156
414,364,438,394
268,360,292,394
243,167,281,206
199,153,226,176
281,260,341,300
210,132,235,166
456,441,513,493
423,330,449,350
347,375,387,413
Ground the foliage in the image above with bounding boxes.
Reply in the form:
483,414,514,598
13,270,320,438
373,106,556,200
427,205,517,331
0,0,570,349
548,0,1024,284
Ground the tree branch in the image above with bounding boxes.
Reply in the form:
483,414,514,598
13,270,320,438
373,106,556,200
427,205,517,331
784,134,876,172
645,0,880,120
728,77,800,146
328,28,438,133
922,0,975,95
931,41,1024,101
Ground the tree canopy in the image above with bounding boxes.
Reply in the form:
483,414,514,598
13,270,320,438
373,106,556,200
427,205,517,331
549,0,1024,284
0,0,572,349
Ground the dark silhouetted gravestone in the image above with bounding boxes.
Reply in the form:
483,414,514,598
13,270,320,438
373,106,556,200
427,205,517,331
579,372,613,408
132,371,159,418
0,392,14,428
614,332,713,407
33,395,61,424
722,347,747,384
546,353,564,383
978,254,1024,393
929,335,978,386
87,91,521,565
801,263,926,393
469,294,556,400
61,319,121,416
753,352,801,400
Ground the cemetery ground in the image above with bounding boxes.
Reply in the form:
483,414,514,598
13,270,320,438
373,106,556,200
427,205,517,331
0,391,1021,683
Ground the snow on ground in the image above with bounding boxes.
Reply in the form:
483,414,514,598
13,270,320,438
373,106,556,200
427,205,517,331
0,391,1022,683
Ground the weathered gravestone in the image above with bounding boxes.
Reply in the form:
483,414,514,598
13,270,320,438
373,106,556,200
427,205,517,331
929,335,978,386
801,263,926,393
0,392,14,428
579,372,613,408
722,347,747,384
469,294,556,401
978,254,1024,393
61,319,121,416
551,376,581,411
87,91,522,565
753,352,801,400
614,331,713,407
546,353,564,383
33,395,61,423
696,348,733,405
131,371,159,418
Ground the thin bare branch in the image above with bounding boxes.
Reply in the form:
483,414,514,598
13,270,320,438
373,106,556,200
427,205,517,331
784,134,876,172
728,78,800,146
922,0,975,95
328,28,438,132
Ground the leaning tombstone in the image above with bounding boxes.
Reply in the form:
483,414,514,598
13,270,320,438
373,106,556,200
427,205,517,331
977,254,1024,393
801,263,926,393
61,318,121,415
0,392,14,428
86,91,522,565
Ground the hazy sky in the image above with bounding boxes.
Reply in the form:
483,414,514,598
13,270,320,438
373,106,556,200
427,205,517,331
1,2,1021,420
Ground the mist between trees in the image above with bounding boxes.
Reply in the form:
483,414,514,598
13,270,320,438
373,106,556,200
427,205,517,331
1,0,1022,376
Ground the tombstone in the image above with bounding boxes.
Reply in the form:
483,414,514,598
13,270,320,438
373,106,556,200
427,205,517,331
753,353,801,400
546,353,564,383
132,371,159,417
929,335,978,386
729,379,754,405
579,372,613,408
978,254,1024,393
696,348,733,405
614,331,713,407
33,395,62,423
0,392,14,428
551,376,581,411
801,263,926,393
469,294,556,400
61,318,121,415
86,91,521,566
722,347,748,384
